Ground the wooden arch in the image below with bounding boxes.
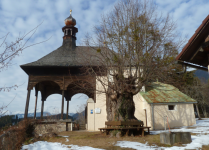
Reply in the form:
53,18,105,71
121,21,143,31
24,75,96,119
66,80,95,102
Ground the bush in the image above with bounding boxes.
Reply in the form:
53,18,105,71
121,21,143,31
0,119,36,150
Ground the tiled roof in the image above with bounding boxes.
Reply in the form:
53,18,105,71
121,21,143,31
140,82,197,104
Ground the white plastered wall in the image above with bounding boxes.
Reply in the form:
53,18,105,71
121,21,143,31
87,76,107,131
134,93,152,127
134,94,196,130
153,103,196,130
87,102,95,131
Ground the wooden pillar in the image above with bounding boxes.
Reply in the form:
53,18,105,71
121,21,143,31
144,109,147,127
66,100,69,119
66,122,68,131
195,103,201,119
61,90,65,119
151,104,155,130
34,91,38,119
24,90,31,119
41,100,44,119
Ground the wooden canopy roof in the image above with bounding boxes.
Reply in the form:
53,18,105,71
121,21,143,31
176,15,209,70
20,41,106,75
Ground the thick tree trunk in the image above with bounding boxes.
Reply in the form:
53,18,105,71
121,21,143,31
106,92,137,121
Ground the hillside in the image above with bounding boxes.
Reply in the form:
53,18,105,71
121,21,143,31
194,69,209,82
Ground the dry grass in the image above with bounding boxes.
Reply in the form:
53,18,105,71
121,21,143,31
202,145,209,150
26,124,209,150
39,131,176,149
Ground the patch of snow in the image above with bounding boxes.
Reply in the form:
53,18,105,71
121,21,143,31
22,119,209,150
58,135,69,137
61,136,69,138
22,141,70,150
21,141,104,150
115,141,158,150
66,138,69,142
194,118,209,127
117,118,209,150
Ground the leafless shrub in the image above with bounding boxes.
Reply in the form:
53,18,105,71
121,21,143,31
182,78,209,118
0,119,36,150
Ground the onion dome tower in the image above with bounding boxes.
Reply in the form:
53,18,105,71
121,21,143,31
62,10,78,48
20,10,100,120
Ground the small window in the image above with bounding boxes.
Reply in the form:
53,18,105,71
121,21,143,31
168,105,175,110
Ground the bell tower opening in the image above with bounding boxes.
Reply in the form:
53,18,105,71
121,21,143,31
62,10,78,48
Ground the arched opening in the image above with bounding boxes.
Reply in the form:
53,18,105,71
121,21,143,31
70,93,89,130
70,93,89,114
30,81,62,119
66,80,95,101
43,94,62,115
35,80,61,101
28,80,95,120
27,93,62,119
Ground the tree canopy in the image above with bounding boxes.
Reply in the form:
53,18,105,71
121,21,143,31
81,0,185,121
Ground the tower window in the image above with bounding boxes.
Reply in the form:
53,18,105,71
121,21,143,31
168,105,175,110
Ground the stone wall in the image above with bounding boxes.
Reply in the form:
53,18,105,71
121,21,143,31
35,122,71,135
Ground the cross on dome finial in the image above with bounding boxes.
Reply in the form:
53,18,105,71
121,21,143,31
70,9,72,15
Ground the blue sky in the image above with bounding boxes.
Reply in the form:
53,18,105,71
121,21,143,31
0,0,209,115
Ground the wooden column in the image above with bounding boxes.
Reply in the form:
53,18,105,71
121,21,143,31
151,104,155,130
144,109,147,127
24,90,31,119
41,100,44,119
61,90,65,119
34,90,38,119
195,103,201,119
66,100,69,119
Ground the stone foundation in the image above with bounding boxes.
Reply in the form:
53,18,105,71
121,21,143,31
35,122,72,135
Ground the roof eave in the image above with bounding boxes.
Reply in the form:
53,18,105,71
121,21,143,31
176,15,209,61
177,60,208,71
148,102,197,105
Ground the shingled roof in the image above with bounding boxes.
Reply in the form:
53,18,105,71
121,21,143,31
140,82,197,104
21,44,104,67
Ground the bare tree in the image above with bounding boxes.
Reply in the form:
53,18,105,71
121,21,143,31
0,22,49,91
183,78,209,118
0,22,49,115
80,0,183,122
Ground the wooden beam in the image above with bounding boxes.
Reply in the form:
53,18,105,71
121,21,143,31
151,104,155,130
61,90,65,119
144,109,147,127
195,104,201,120
24,90,31,119
41,101,44,119
34,94,38,119
66,100,69,119
34,86,38,119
